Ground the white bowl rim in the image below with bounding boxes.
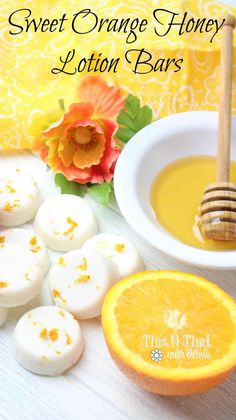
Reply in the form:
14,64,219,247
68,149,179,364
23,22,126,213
114,111,236,270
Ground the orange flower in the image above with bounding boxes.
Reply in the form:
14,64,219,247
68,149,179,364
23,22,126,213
33,76,124,184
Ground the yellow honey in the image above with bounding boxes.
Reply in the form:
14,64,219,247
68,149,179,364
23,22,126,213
150,156,236,251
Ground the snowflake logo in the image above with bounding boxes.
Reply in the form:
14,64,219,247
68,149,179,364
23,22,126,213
150,348,163,362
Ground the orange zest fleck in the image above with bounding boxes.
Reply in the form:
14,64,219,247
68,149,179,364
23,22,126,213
66,334,72,345
76,257,88,271
63,217,78,237
75,274,90,284
57,256,66,266
5,184,16,193
30,236,37,246
29,236,41,254
39,328,47,339
115,243,125,253
3,201,20,212
0,281,8,289
49,328,59,341
52,289,67,304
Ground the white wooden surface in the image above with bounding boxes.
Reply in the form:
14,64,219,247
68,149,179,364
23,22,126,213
0,151,235,420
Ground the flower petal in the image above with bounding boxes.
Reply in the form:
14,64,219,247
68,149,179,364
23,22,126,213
99,119,121,174
58,128,77,168
29,109,63,137
62,165,92,184
72,128,106,169
79,76,124,120
44,103,94,139
32,136,48,161
89,166,106,184
46,137,61,170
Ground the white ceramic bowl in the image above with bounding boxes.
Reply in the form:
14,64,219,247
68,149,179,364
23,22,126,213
114,111,236,270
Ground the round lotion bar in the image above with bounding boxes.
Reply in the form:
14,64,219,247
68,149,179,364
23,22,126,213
83,233,144,279
0,169,42,227
34,195,98,251
49,250,115,319
13,306,84,376
0,228,50,275
0,243,43,307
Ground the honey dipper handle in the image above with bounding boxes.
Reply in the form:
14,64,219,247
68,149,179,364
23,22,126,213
217,15,236,182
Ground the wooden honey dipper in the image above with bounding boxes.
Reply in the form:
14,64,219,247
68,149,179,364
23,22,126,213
200,14,236,241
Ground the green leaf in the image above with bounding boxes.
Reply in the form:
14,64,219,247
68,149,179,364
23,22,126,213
117,109,136,131
136,106,153,131
116,127,136,143
116,94,153,143
87,182,112,206
55,173,86,196
125,94,140,118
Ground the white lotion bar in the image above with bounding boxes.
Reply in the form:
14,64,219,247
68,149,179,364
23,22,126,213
34,195,98,251
0,169,42,226
0,243,43,307
49,250,115,319
0,228,50,275
83,233,144,279
13,306,84,376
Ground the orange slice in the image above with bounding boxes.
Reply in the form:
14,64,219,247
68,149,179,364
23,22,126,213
102,271,236,396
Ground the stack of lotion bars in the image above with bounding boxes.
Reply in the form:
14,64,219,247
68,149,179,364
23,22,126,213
0,168,144,376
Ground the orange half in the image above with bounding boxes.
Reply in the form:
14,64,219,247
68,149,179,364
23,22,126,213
102,271,236,396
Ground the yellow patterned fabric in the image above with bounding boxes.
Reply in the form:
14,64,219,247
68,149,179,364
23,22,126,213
1,0,236,149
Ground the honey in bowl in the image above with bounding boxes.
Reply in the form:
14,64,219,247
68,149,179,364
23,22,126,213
150,156,236,251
